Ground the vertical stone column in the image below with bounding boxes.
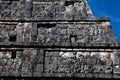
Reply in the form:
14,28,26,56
24,0,33,20
18,0,25,20
15,23,24,43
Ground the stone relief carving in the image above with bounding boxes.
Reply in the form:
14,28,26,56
65,1,86,16
0,0,119,78
44,51,113,74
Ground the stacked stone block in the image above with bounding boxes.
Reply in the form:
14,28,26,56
0,0,120,79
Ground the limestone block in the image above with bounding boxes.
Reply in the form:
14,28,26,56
45,51,58,57
105,66,113,73
45,5,56,13
100,36,105,43
65,12,73,20
0,35,5,42
5,24,16,31
60,36,69,42
36,55,43,64
35,64,43,72
33,4,45,13
21,63,29,72
51,27,57,34
105,35,111,43
105,59,113,66
16,51,22,58
98,73,105,78
84,65,93,73
58,65,72,73
73,28,83,35
91,58,97,65
84,26,90,36
57,65,65,73
44,57,51,64
7,59,13,66
93,36,100,42
44,64,54,73
16,23,24,42
11,9,19,20
104,74,113,78
60,41,71,46
65,73,74,77
37,34,45,43
0,1,19,20
59,52,75,58
74,65,81,73
21,71,32,77
93,65,105,73
76,52,84,58
0,52,4,58
74,13,82,20
5,52,11,59
0,59,7,66
35,12,47,20
31,23,37,35
86,73,93,78
9,71,20,77
15,65,21,70
99,29,105,35
14,59,21,66
22,51,30,62
0,72,10,76
79,58,86,64
54,73,65,77
24,0,32,17
49,57,58,64
91,52,100,58
45,35,56,45
0,66,2,72
52,65,58,73
74,73,85,78
2,66,10,72
33,72,42,77
86,57,91,65
67,29,73,35
43,72,53,77
58,29,67,35
46,12,53,20
114,65,120,74
29,49,37,62
53,12,65,20
10,63,17,70
23,34,31,42
113,74,120,78
55,5,65,12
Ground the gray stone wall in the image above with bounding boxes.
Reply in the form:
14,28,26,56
0,0,93,20
0,0,119,79
0,48,120,78
0,21,118,46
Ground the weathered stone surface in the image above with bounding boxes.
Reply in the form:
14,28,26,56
0,0,119,79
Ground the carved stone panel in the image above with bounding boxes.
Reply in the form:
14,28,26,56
44,50,114,74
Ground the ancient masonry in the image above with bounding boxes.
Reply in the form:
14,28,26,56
0,0,120,79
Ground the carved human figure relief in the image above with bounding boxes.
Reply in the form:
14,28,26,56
80,1,85,16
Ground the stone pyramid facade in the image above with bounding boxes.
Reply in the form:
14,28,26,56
0,0,120,79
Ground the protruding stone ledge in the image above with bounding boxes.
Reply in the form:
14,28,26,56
0,17,110,22
0,42,119,49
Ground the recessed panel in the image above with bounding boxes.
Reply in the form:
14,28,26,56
44,50,114,74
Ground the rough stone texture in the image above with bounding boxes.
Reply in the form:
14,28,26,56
0,0,120,79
